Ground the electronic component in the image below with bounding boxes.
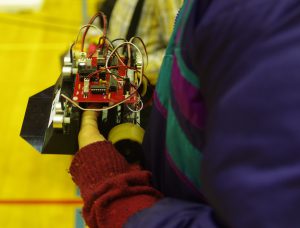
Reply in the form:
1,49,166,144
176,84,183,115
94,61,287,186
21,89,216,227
109,75,118,92
97,57,105,68
91,84,106,94
83,78,90,98
99,70,106,80
123,77,131,95
127,69,135,83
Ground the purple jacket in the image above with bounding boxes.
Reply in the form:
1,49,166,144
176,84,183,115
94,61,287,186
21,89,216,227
126,0,300,227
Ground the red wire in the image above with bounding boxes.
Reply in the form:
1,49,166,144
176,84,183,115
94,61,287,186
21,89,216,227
81,12,107,52
86,65,128,79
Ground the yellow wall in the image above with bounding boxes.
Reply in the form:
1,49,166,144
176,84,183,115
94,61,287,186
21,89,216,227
0,0,99,227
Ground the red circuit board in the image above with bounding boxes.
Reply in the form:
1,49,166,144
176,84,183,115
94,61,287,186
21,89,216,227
71,41,140,104
72,73,137,103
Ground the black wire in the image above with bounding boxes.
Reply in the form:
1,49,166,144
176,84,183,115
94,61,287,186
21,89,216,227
69,42,75,62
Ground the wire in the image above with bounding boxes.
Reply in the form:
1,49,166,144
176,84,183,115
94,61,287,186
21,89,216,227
126,97,144,113
69,42,75,62
87,36,114,58
111,38,128,45
60,93,136,112
105,41,144,89
85,66,124,80
109,70,128,81
81,12,107,52
129,36,148,68
74,24,102,49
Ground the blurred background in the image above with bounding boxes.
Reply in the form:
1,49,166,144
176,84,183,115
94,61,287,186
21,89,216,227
0,0,100,227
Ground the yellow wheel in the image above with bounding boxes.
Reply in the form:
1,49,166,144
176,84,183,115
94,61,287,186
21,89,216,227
108,123,145,163
108,123,144,144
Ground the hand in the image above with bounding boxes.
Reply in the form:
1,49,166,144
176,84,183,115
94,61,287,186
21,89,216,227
78,111,106,149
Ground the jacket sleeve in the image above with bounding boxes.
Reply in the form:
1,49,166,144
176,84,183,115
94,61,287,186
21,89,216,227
69,141,162,228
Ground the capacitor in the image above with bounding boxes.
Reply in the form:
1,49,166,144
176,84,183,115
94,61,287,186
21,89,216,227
83,78,90,98
127,69,135,84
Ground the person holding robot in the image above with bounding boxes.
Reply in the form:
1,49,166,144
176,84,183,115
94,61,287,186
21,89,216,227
70,0,300,227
